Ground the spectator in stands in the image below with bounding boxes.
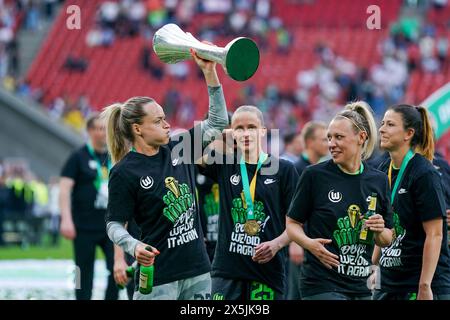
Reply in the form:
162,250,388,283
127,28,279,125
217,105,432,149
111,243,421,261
99,1,120,30
44,0,57,19
124,0,146,36
275,25,291,54
63,103,85,133
141,45,163,79
433,0,448,10
59,113,118,300
166,61,189,80
25,0,40,31
64,56,88,72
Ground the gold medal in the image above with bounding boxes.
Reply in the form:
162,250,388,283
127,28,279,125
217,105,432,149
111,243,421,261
101,166,108,180
244,220,260,236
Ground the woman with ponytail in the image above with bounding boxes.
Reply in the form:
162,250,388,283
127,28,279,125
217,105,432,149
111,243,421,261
102,48,229,300
286,101,393,300
373,104,450,300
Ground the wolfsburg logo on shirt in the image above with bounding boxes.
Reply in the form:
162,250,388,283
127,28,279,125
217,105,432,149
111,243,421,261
162,177,199,249
140,176,154,189
230,174,241,186
328,190,342,203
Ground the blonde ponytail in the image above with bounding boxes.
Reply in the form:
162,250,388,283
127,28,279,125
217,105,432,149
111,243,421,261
337,101,377,160
101,103,129,165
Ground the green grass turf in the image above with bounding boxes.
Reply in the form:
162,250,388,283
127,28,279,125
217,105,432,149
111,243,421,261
0,236,105,260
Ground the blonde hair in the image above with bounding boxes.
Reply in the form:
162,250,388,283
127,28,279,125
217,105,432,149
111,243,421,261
334,101,377,160
232,105,265,127
101,97,154,164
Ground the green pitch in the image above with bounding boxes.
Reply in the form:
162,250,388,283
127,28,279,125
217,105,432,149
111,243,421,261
0,237,105,260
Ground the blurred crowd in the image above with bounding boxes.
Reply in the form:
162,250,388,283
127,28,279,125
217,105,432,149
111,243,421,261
0,0,448,149
1,0,62,99
0,159,60,247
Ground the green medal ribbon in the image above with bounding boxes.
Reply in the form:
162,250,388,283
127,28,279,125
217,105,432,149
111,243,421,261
86,143,111,190
301,152,309,162
240,153,268,220
388,150,414,204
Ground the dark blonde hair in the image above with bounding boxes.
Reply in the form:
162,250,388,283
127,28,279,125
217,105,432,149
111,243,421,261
101,97,154,164
334,101,377,160
389,104,434,161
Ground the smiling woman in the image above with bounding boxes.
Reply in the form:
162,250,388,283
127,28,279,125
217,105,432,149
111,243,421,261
373,104,450,300
286,101,394,300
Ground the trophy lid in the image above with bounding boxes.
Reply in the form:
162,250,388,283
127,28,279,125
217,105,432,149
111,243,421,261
225,38,260,82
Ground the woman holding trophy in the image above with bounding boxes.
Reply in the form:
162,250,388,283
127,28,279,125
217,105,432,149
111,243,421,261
102,28,230,299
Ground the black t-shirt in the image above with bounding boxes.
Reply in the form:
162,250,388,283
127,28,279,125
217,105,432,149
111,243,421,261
200,155,298,293
287,160,393,297
61,145,109,231
433,151,450,209
196,171,220,244
294,154,311,176
106,127,211,287
378,154,450,293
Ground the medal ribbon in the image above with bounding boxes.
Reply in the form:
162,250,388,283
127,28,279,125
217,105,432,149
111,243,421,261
388,149,414,204
86,143,111,190
240,153,268,221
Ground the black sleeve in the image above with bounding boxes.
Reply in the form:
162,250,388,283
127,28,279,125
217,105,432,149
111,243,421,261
197,151,226,182
413,171,447,222
377,157,390,173
280,161,300,215
106,168,135,223
287,168,314,223
380,174,393,229
61,151,79,180
436,159,450,209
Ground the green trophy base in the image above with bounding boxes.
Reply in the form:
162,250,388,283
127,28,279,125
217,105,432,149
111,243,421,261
225,37,260,82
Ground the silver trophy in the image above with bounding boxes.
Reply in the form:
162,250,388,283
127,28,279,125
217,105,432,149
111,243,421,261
153,24,259,81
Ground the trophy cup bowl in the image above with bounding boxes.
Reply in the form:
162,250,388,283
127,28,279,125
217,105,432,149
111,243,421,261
153,23,259,81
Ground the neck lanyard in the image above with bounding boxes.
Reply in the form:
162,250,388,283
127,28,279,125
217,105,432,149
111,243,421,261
337,162,364,175
86,143,111,190
302,152,310,163
240,153,268,220
388,149,414,204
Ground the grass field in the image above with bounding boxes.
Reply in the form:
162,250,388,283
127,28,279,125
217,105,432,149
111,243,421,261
0,236,105,260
